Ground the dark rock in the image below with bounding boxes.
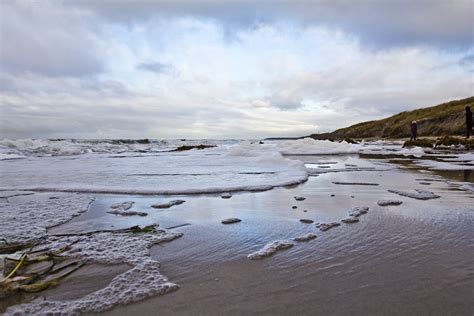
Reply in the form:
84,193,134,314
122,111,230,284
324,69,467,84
220,193,232,199
299,219,313,224
221,218,242,224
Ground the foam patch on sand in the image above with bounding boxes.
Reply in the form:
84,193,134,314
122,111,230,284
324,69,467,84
247,240,294,260
293,233,317,242
388,189,441,200
341,217,359,223
5,228,183,315
107,201,148,216
315,222,341,231
347,206,370,217
0,193,93,244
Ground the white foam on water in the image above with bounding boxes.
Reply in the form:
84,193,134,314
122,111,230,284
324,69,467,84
110,201,134,210
0,153,27,160
247,240,294,260
275,138,361,155
412,159,474,170
1,191,184,315
388,189,441,200
0,139,223,157
4,228,183,315
0,141,308,195
293,233,317,242
0,193,93,244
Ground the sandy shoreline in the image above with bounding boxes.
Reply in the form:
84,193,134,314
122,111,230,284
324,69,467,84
1,151,473,315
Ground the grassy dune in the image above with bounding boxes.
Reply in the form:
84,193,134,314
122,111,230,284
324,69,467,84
310,96,474,140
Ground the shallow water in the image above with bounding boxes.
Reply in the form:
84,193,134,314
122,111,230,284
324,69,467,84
2,143,473,315
45,155,474,315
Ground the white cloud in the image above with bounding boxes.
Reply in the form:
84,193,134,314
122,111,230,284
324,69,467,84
0,1,473,139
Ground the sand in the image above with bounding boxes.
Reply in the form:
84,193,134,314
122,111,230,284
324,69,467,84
2,154,474,315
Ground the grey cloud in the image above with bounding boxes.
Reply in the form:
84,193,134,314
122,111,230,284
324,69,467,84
0,1,104,77
66,0,474,49
459,54,474,72
137,62,177,75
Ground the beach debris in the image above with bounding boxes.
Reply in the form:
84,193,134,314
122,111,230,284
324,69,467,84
247,240,294,260
294,196,306,201
221,218,241,224
377,200,403,207
341,217,359,224
0,240,36,255
172,144,216,152
292,206,298,209
418,182,431,185
299,219,314,224
165,223,191,230
388,189,440,200
151,200,186,209
50,225,165,237
293,233,317,242
303,210,308,212
331,194,335,197
347,206,369,217
0,243,85,298
332,181,379,186
3,225,183,314
220,193,232,199
315,222,341,231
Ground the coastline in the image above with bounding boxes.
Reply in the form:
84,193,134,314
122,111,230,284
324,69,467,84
1,141,473,315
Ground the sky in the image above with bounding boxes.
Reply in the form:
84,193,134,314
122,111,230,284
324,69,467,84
0,0,473,139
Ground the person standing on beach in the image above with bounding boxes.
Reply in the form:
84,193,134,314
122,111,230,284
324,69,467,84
466,106,472,138
410,121,418,141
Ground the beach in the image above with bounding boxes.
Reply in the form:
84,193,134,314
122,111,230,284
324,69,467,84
1,139,473,315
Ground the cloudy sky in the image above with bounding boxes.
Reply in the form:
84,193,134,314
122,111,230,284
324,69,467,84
0,0,473,139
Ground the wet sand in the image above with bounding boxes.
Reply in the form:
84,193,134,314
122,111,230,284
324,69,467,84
3,155,474,315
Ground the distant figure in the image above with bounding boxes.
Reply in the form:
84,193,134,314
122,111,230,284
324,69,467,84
466,106,472,138
410,120,418,141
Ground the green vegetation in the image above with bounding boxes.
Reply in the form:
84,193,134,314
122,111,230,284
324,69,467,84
1,243,84,298
402,138,435,148
310,96,474,140
0,225,164,298
434,136,474,150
